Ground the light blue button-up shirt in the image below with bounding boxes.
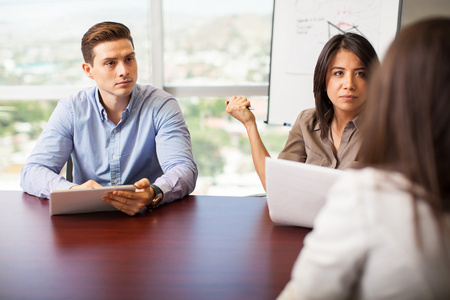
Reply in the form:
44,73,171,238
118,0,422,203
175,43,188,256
21,84,198,203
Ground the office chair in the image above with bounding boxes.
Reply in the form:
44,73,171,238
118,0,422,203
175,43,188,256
66,156,73,182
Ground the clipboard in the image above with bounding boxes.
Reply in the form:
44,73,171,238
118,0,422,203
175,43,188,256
49,185,136,215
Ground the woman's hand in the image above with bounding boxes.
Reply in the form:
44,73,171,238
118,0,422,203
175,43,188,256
225,96,256,127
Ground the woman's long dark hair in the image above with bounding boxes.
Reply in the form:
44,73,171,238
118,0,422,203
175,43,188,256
361,17,450,227
313,33,379,140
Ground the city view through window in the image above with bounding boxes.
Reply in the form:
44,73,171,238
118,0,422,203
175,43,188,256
0,0,290,196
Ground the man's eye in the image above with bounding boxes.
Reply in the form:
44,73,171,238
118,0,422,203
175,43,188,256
106,61,115,66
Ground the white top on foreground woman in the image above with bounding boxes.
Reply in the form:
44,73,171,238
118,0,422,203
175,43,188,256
278,17,450,299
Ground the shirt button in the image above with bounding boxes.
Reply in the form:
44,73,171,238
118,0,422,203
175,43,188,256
113,155,117,159
113,129,117,134
114,180,118,184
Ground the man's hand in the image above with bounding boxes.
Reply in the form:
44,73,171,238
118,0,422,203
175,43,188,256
102,178,154,216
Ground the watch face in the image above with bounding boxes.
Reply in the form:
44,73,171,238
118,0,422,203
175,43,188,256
150,185,163,208
152,196,162,208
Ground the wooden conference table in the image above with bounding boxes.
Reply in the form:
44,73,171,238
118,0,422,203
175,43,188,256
0,191,310,300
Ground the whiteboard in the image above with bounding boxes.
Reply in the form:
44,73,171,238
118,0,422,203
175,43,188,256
267,0,403,126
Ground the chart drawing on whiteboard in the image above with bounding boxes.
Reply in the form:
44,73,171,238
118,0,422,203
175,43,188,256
287,0,387,75
327,21,364,36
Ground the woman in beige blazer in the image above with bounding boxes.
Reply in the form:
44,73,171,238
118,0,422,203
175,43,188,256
226,33,379,190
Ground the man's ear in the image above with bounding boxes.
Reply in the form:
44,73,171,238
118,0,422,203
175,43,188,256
82,63,94,79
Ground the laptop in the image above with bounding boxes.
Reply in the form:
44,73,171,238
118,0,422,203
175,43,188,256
49,185,136,215
265,158,343,228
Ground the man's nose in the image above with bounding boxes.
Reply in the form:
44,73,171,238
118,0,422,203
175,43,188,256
118,62,129,77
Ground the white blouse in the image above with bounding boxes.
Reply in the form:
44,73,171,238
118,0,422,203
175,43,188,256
278,168,450,300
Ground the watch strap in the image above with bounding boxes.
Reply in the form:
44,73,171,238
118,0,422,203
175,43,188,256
147,184,163,209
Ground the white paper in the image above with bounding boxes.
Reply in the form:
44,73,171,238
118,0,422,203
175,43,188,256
266,158,343,228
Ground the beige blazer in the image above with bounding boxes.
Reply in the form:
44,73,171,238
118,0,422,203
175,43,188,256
278,108,362,169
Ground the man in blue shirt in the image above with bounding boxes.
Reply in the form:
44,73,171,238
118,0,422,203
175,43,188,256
20,21,198,216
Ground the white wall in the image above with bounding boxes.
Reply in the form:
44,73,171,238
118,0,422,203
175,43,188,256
401,0,450,26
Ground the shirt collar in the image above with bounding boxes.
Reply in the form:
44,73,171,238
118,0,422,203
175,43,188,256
95,85,138,122
125,85,138,115
313,109,361,131
93,87,105,121
352,114,361,130
313,121,321,131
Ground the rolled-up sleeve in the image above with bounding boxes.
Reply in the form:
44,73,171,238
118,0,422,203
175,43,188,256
20,100,76,198
278,111,308,162
153,99,198,203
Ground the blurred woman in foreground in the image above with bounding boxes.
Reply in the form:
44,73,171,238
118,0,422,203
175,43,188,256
278,17,450,299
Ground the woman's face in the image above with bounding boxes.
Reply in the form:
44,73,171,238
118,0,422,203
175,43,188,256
325,49,367,118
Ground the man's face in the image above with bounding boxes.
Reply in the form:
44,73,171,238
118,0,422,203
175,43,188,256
83,38,138,102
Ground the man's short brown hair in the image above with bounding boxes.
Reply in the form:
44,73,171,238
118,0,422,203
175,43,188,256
81,21,134,65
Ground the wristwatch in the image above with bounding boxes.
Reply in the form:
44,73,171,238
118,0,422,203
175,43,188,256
147,184,164,209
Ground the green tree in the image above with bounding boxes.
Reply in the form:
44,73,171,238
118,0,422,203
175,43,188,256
0,100,57,137
180,98,230,177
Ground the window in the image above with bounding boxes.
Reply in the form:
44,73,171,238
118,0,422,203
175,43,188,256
163,0,273,86
0,0,289,195
0,0,150,190
178,95,289,196
0,0,150,86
